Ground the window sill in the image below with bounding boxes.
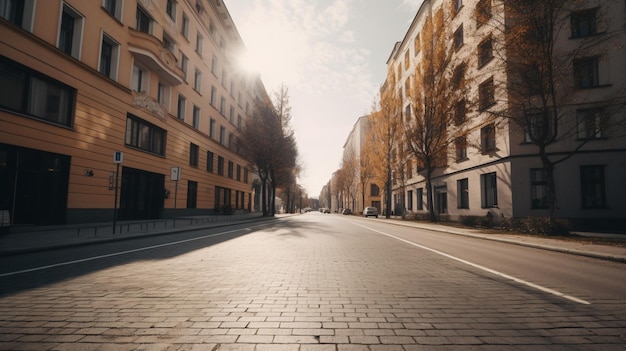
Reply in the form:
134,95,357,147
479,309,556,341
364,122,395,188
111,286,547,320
575,84,612,90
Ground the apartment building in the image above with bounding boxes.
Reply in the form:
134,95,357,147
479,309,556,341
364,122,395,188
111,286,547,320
0,0,265,225
339,115,381,214
383,0,626,226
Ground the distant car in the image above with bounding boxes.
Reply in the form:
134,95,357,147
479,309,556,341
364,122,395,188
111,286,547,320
322,207,330,214
363,207,378,218
341,208,351,215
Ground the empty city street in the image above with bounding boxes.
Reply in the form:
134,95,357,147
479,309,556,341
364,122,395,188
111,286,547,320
1,213,625,350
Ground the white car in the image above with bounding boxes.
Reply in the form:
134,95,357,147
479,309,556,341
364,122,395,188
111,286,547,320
363,207,378,218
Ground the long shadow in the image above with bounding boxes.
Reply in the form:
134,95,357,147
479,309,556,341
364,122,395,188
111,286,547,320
0,216,317,297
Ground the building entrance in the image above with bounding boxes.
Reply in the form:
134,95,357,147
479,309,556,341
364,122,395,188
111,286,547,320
0,144,70,225
118,166,164,220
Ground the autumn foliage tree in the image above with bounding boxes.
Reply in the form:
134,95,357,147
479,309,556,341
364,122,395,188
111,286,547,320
405,7,470,222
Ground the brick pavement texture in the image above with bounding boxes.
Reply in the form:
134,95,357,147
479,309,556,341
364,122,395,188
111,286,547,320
1,217,625,350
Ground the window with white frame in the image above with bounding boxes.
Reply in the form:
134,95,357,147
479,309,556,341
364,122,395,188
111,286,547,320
166,0,176,21
177,94,186,120
131,64,148,93
180,52,188,81
103,0,123,21
194,69,202,93
158,81,170,109
181,12,189,38
59,4,83,59
99,33,119,80
135,5,152,33
195,32,203,56
192,105,200,129
1,0,35,31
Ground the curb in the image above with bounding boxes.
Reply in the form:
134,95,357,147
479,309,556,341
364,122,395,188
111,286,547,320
376,218,626,264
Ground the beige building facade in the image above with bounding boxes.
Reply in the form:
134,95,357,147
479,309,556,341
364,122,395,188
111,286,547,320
384,0,626,227
1,0,265,225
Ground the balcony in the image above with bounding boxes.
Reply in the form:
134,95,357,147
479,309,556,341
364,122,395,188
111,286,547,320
127,28,184,85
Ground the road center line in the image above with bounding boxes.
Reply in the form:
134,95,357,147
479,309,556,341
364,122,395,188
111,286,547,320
0,224,267,278
353,222,591,305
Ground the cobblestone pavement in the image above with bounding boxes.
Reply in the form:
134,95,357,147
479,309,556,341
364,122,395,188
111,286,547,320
0,215,625,350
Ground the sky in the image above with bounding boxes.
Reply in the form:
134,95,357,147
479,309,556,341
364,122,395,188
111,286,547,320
223,0,424,196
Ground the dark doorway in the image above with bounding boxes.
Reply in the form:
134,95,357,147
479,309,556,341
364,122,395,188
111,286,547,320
118,166,164,220
0,144,70,225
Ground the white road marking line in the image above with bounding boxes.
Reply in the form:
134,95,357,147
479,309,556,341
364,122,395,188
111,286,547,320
0,224,268,278
353,222,591,305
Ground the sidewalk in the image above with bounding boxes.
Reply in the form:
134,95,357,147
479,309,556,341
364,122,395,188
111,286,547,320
1,213,625,263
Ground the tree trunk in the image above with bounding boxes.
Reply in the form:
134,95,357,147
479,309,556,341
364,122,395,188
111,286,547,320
540,149,557,226
426,168,437,222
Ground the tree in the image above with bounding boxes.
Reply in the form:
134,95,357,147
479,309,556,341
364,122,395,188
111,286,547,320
267,84,299,216
372,71,404,218
487,0,626,226
358,130,376,211
405,7,470,222
339,146,358,211
239,96,279,216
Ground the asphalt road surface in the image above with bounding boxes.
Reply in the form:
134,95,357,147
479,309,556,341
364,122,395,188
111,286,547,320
0,213,625,350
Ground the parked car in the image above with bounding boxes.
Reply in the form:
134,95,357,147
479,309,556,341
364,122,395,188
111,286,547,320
363,207,378,218
321,207,330,214
341,208,352,215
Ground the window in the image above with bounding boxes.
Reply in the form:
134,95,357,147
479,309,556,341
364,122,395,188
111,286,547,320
404,77,411,97
131,64,148,92
571,8,597,38
476,0,491,27
481,124,496,152
457,178,469,209
180,53,188,81
217,156,225,176
103,0,122,21
228,161,234,178
59,5,83,59
220,97,226,115
524,109,553,143
1,0,35,30
166,0,176,20
455,0,462,12
210,86,217,106
209,118,216,139
478,36,493,67
404,50,410,70
453,25,464,50
229,106,235,123
236,165,241,181
580,166,606,209
414,33,421,55
187,181,197,208
407,190,413,211
405,104,411,122
181,12,189,38
177,94,186,120
195,0,203,14
135,5,152,33
455,136,467,161
206,151,214,172
193,69,202,93
0,56,75,127
99,34,119,80
417,188,424,210
192,105,200,129
454,99,466,125
211,55,218,75
219,125,226,145
481,172,498,208
574,57,599,89
195,32,203,56
577,108,605,139
125,113,166,155
370,184,380,197
530,169,548,209
157,81,170,109
244,168,249,183
452,62,465,88
162,33,175,53
189,143,199,167
479,77,495,110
